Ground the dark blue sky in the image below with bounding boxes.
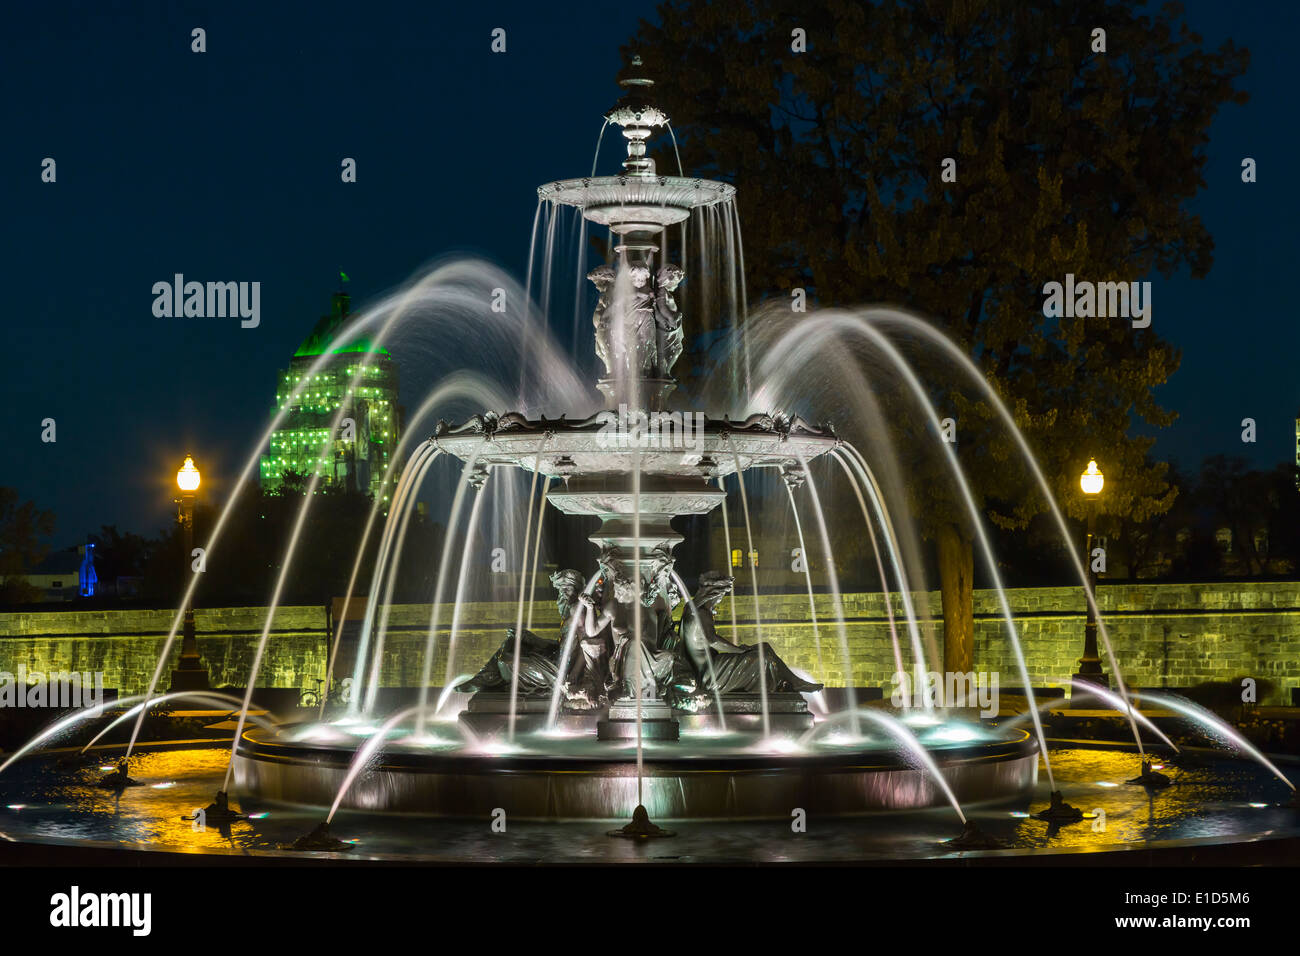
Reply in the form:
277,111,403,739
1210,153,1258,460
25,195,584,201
3,0,1296,547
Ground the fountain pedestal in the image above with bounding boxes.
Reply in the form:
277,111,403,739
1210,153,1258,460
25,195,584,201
547,473,725,567
676,693,814,734
598,697,680,740
459,693,602,736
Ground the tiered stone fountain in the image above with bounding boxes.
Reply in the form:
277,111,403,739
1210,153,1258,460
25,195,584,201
436,56,837,740
230,57,1040,820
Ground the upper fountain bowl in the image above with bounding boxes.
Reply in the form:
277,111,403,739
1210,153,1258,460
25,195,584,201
538,175,735,233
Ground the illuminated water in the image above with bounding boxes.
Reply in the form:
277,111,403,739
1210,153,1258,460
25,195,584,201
1,745,1293,863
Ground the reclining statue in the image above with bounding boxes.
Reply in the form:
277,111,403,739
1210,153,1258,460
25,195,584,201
668,570,822,709
456,569,598,698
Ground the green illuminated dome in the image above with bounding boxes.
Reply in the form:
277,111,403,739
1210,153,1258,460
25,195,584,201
293,289,391,358
261,280,403,500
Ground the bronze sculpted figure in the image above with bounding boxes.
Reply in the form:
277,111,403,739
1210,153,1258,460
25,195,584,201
671,571,822,707
628,265,659,377
456,568,589,697
588,264,617,379
653,264,685,378
588,261,686,384
578,546,675,701
458,558,821,713
559,570,614,709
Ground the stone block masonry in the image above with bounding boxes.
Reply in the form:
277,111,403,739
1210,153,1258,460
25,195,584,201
1,582,1297,703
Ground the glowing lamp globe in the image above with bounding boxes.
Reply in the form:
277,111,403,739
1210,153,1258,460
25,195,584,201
1080,459,1104,496
177,456,201,493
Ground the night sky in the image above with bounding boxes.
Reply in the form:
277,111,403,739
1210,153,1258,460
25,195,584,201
4,0,1297,547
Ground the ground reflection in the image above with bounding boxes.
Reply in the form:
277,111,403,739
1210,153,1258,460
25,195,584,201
0,746,1294,863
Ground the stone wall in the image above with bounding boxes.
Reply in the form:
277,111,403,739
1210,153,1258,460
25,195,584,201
1,582,1297,703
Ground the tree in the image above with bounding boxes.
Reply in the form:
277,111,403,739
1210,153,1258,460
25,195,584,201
626,0,1247,670
88,525,154,586
0,487,56,604
1185,456,1300,577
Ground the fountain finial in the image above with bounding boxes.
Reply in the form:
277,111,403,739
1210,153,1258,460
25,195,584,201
615,53,655,91
607,54,667,178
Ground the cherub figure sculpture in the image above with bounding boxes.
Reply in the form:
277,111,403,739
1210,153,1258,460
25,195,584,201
578,546,674,700
558,570,613,709
626,264,658,377
653,264,685,378
642,544,682,648
588,264,617,379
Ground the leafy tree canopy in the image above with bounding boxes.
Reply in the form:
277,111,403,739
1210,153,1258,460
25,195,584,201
630,0,1247,539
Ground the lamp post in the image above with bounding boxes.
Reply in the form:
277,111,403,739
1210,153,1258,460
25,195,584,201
1072,459,1108,702
171,455,210,691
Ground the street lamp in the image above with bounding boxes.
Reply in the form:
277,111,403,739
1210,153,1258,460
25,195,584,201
171,455,210,691
1072,458,1108,702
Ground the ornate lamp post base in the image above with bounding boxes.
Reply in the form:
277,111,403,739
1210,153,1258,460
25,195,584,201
171,625,210,691
170,662,210,692
1068,669,1109,709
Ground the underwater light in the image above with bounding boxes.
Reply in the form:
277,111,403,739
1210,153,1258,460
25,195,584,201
927,725,981,743
758,737,804,754
679,726,730,738
329,716,368,727
900,713,942,728
821,731,867,746
534,727,584,739
395,733,455,748
292,724,353,744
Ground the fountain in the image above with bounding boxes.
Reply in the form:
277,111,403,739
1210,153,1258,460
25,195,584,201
3,56,1293,864
228,56,1039,823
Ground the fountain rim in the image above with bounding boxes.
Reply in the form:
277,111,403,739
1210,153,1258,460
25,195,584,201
429,410,838,445
428,412,840,480
234,724,1038,775
537,174,736,210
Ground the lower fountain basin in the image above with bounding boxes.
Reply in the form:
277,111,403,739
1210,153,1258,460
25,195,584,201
232,724,1039,819
3,742,1295,864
